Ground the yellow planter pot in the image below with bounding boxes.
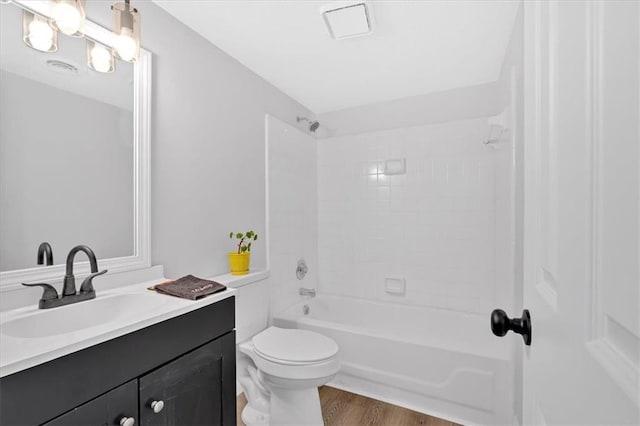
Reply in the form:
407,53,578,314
228,252,250,275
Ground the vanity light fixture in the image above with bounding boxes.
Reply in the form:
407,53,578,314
22,10,57,52
12,0,141,71
111,0,140,62
87,39,115,73
50,0,85,37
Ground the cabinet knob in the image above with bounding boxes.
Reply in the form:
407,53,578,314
151,400,165,413
120,417,135,426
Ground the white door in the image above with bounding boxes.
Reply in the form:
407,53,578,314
520,1,639,424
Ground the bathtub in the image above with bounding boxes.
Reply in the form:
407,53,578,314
273,294,514,425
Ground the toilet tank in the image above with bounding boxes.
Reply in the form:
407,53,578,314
233,278,270,342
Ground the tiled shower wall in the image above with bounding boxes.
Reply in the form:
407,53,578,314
317,117,513,314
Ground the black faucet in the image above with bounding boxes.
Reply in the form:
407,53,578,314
63,245,100,296
22,245,107,309
37,242,54,266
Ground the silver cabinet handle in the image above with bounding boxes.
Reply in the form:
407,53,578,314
120,417,135,426
151,400,165,413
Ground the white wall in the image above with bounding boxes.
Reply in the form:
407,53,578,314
317,117,513,315
317,82,501,139
0,70,133,272
72,2,316,279
0,2,316,313
267,116,318,318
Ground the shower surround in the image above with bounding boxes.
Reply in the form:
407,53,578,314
317,117,515,316
266,113,517,424
311,116,516,425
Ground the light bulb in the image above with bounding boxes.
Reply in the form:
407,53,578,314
28,19,54,52
52,2,82,35
90,45,112,73
116,28,137,62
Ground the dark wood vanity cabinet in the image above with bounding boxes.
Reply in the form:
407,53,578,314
0,296,236,426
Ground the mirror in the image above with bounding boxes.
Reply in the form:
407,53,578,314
0,2,151,286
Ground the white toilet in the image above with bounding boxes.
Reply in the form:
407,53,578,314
234,279,340,425
238,326,340,426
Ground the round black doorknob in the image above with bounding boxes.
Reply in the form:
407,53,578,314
490,308,532,346
491,309,511,336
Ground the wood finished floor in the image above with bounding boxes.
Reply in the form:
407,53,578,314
236,386,459,426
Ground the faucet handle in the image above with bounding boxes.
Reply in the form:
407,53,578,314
296,259,309,280
79,269,107,294
22,282,59,300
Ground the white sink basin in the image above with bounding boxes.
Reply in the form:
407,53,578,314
1,293,169,338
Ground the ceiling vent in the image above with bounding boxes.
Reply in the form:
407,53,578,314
320,1,374,40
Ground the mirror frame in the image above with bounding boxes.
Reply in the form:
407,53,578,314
0,3,152,290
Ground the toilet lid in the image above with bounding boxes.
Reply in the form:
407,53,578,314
252,327,338,363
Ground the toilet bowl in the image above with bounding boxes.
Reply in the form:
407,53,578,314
238,326,340,426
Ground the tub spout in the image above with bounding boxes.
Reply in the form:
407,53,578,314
299,287,316,297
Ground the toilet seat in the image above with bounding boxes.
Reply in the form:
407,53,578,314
252,327,338,365
239,327,340,382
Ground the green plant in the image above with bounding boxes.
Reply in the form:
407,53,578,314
229,230,258,254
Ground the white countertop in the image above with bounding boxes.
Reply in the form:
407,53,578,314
0,269,269,378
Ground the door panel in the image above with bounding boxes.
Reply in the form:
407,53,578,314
523,1,639,424
139,339,224,426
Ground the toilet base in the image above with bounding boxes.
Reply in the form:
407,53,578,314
241,404,270,426
270,386,324,426
242,386,324,426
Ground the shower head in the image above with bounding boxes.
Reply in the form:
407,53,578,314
297,116,320,133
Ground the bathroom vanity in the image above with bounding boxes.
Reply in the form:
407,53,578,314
0,282,236,426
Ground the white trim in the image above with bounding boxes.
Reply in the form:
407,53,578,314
637,0,640,389
264,114,272,326
264,115,271,272
0,8,152,289
587,0,603,341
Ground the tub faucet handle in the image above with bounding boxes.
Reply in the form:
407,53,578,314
296,259,309,280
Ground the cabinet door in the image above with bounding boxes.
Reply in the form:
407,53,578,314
139,333,235,426
43,379,138,426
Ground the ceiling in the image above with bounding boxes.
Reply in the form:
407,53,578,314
153,1,520,114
